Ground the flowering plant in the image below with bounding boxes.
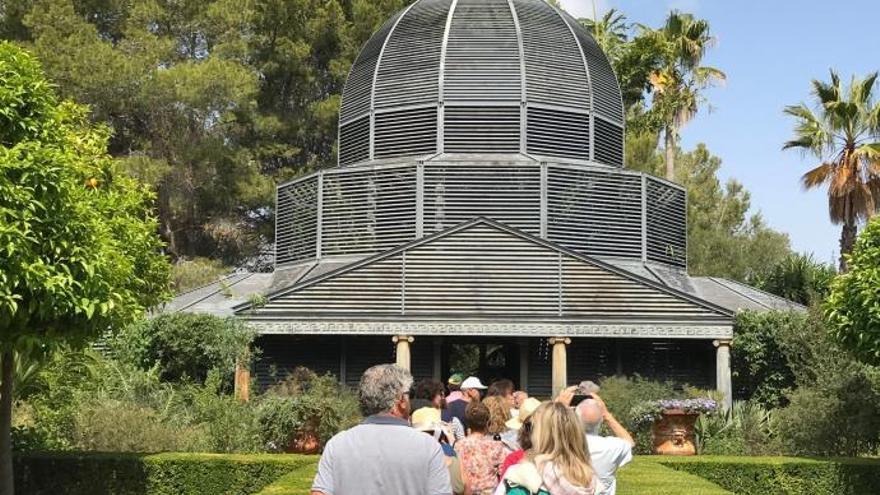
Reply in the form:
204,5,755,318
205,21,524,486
631,398,718,426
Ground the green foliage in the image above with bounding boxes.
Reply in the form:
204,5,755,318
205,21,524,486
10,0,408,262
662,456,880,495
12,452,315,495
0,41,171,354
171,258,230,293
732,310,805,408
258,368,360,451
110,313,255,385
596,376,686,453
753,253,836,306
677,145,791,281
826,216,880,366
775,374,880,457
71,400,202,453
694,401,780,455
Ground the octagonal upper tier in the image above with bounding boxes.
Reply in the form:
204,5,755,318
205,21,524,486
338,0,625,167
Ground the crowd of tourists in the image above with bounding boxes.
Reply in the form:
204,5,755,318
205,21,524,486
311,364,634,495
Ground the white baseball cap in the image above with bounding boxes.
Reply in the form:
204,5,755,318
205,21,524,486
460,376,487,390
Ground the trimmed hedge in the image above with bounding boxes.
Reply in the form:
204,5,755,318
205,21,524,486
13,452,316,495
661,456,880,495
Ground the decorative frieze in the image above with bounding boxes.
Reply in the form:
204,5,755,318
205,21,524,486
246,320,733,339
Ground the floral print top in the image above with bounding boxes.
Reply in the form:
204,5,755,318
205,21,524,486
455,434,506,494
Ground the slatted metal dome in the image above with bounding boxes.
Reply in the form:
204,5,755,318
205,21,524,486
338,0,625,167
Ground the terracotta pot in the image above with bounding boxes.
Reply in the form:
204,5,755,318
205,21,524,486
287,431,321,454
651,408,698,456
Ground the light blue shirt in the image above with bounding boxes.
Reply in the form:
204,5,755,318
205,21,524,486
312,414,452,495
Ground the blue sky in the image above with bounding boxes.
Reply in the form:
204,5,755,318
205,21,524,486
559,0,880,264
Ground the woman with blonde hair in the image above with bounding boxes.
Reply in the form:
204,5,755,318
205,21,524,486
497,401,598,495
483,395,512,436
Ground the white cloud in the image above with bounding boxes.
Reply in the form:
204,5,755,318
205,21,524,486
557,0,610,20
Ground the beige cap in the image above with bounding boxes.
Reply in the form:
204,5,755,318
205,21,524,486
505,397,542,430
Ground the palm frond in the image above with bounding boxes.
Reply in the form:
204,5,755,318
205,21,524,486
801,162,834,189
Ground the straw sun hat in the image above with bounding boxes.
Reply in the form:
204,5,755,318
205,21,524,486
505,397,542,430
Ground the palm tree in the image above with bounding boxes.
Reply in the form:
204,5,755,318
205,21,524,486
642,12,725,181
581,8,629,64
783,71,880,272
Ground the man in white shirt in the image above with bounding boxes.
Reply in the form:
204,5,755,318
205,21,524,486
576,394,635,495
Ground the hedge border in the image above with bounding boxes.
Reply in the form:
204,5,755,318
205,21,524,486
660,456,880,495
13,452,316,495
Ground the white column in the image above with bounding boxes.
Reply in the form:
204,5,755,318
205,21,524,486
393,335,414,371
549,337,571,398
714,339,732,410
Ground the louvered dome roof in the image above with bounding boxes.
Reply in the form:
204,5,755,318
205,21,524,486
338,0,625,167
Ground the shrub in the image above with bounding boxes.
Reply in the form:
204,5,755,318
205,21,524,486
775,373,880,457
72,400,204,453
111,313,255,385
171,257,229,293
597,376,685,453
259,368,360,451
732,310,805,408
13,452,315,495
181,371,263,453
694,401,781,455
826,216,880,366
662,456,880,495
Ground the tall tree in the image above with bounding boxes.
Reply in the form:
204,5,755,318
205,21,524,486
676,145,791,280
783,70,880,272
0,43,170,495
642,12,725,181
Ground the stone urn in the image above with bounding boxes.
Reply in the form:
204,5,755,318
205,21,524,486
652,409,698,455
286,430,321,454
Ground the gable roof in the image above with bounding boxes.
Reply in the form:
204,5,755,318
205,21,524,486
236,218,733,327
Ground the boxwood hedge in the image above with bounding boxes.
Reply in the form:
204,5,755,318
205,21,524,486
662,456,880,495
13,452,317,495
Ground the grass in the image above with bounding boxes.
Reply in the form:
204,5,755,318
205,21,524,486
255,456,731,495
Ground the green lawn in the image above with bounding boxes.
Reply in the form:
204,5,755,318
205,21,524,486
256,456,731,495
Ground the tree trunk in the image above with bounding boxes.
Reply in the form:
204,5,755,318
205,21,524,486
839,222,857,272
839,196,858,273
665,125,675,181
0,350,14,495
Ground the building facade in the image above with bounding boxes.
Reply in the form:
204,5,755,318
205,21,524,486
166,0,801,405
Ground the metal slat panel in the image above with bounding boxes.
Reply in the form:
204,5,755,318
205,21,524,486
593,118,624,167
646,177,687,267
424,163,540,233
339,12,403,123
339,116,370,165
444,0,521,101
262,222,720,321
546,165,642,258
374,0,451,109
560,11,624,125
561,256,712,318
322,167,418,256
444,106,520,153
527,107,590,160
275,177,318,266
513,0,589,110
374,106,437,158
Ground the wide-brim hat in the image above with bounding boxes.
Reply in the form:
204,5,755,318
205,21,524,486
506,397,542,430
411,407,453,439
461,376,487,390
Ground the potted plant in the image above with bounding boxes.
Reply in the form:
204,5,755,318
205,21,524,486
632,398,717,455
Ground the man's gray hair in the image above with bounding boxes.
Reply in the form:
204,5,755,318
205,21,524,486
358,364,413,416
577,399,604,435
